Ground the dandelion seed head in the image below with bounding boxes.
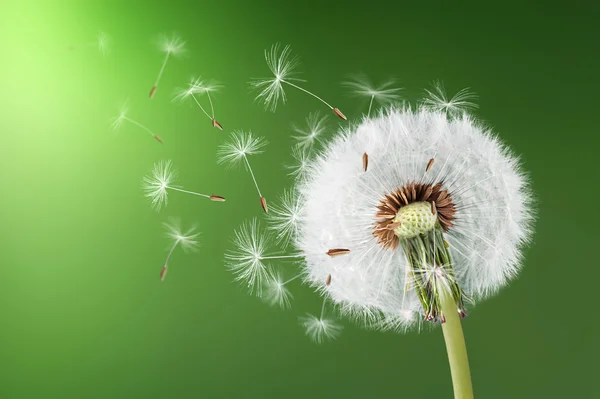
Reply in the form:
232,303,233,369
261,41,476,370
422,81,479,118
142,160,177,211
217,130,268,167
285,105,533,331
225,219,271,295
299,313,343,344
250,43,303,112
158,33,186,56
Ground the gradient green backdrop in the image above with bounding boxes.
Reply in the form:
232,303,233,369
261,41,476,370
1,1,598,398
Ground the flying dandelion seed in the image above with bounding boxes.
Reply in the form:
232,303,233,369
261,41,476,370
285,145,313,182
149,33,186,99
342,73,403,117
261,270,301,309
96,31,109,56
160,219,200,281
225,219,304,295
68,31,110,55
110,103,163,143
250,44,347,120
173,77,223,130
238,98,533,397
423,81,479,118
292,112,328,149
217,131,269,212
299,298,343,344
142,160,226,211
267,188,304,248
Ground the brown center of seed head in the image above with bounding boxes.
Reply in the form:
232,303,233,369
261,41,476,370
373,182,456,251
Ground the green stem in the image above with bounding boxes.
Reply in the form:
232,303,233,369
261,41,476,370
440,290,474,399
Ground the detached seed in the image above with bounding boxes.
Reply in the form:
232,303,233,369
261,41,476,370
326,248,350,257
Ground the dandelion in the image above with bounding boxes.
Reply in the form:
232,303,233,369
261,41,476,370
217,131,268,212
342,73,403,117
149,33,186,99
299,298,343,344
160,219,200,281
292,112,328,149
142,160,226,211
110,103,164,143
423,81,478,118
269,104,534,397
250,44,347,120
225,219,303,295
173,77,223,130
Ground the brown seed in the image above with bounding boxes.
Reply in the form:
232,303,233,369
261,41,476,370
326,248,350,257
426,157,435,172
260,197,268,213
149,86,157,99
431,201,437,215
325,274,332,286
160,266,168,281
387,221,401,230
153,135,164,144
332,108,347,121
362,152,368,172
209,195,226,202
212,119,223,130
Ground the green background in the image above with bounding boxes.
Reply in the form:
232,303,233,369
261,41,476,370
1,1,598,398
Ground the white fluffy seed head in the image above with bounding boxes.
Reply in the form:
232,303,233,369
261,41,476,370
288,106,533,331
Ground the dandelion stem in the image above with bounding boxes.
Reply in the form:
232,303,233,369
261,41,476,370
191,94,213,120
123,117,154,137
283,274,301,285
261,254,303,260
243,155,262,197
164,239,179,267
281,79,333,109
167,186,211,199
155,52,170,87
367,95,374,118
440,290,474,399
206,91,215,118
319,297,327,319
